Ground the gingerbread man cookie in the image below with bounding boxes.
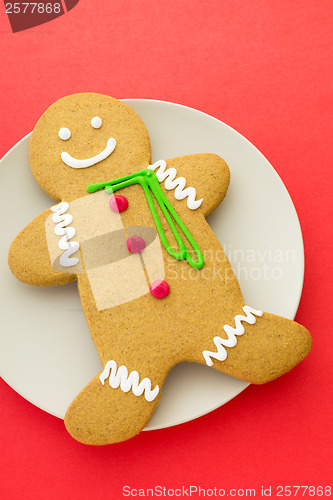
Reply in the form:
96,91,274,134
8,93,312,445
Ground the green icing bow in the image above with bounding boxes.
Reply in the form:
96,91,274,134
87,169,204,269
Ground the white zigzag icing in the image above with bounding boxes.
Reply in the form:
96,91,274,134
99,359,160,403
147,160,203,210
50,202,79,267
202,306,263,366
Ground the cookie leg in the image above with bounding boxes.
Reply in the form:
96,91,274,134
64,365,162,445
199,307,312,384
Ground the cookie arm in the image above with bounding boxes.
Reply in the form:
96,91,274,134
152,153,230,218
8,208,76,286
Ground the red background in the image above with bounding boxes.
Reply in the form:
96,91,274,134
0,1,332,498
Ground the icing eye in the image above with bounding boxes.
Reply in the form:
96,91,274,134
58,127,71,141
91,116,102,129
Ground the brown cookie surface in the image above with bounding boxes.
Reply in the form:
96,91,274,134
8,93,312,445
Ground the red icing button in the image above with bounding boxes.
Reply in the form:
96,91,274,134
109,195,129,213
127,235,146,253
150,280,170,299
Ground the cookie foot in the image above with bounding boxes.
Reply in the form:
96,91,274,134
64,372,161,445
201,310,312,384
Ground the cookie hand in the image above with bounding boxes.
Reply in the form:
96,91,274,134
152,153,230,218
8,208,77,286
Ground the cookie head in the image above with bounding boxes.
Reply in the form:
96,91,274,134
29,93,151,201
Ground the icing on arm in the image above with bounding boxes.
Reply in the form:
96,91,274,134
50,202,79,267
8,208,77,286
147,160,203,210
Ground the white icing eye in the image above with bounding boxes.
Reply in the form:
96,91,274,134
58,127,71,141
91,116,102,129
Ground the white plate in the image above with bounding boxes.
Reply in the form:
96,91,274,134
0,99,304,430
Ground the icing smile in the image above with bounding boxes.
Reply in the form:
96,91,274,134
61,137,117,169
